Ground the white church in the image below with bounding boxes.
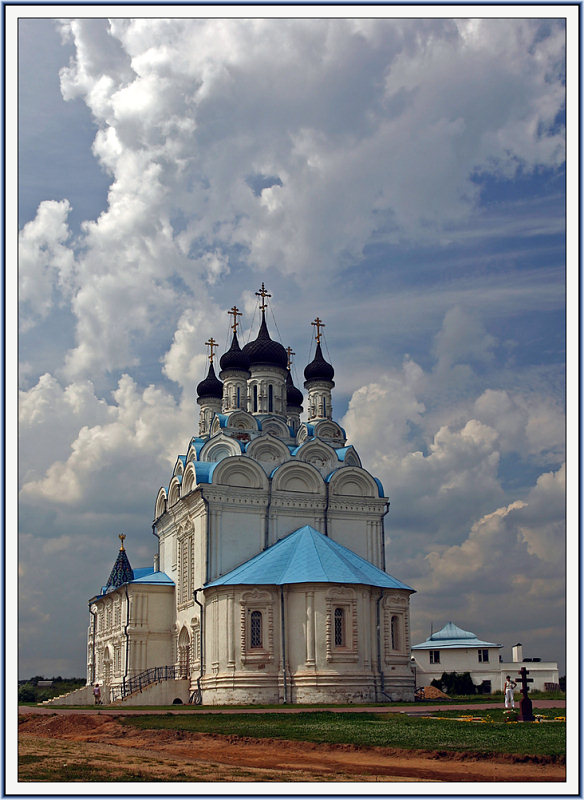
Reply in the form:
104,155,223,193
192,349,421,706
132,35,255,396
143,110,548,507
57,285,416,706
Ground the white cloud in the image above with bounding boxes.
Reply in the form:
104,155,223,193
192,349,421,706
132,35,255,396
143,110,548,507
474,388,565,461
19,200,76,331
22,17,564,383
20,373,191,509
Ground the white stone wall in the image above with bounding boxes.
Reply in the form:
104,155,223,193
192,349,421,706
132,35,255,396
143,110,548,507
200,583,415,705
412,648,560,692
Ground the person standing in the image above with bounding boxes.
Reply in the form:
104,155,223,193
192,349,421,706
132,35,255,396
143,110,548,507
504,675,517,709
93,683,101,705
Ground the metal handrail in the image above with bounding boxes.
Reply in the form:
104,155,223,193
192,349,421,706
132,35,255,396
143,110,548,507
109,665,178,702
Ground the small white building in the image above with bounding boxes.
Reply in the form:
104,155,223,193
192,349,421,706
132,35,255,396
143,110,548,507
411,622,560,693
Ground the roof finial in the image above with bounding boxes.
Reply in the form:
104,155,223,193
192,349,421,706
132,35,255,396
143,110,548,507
119,533,126,551
286,346,295,370
311,317,325,344
228,306,242,333
255,282,271,314
205,337,218,363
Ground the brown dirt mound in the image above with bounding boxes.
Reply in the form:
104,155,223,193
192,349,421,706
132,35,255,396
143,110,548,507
419,685,450,700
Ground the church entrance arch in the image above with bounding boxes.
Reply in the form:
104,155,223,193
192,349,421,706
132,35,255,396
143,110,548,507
178,627,191,679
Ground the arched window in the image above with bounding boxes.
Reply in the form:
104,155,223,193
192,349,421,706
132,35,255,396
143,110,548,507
391,615,400,651
250,611,263,648
268,384,273,412
237,386,240,409
253,385,258,412
334,607,345,647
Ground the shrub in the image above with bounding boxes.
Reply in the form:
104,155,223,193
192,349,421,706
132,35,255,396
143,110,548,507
431,672,477,695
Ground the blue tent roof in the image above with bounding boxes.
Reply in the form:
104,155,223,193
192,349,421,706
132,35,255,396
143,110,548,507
205,525,414,591
411,621,501,650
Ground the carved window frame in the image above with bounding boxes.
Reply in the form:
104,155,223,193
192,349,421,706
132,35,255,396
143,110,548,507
177,528,194,610
382,593,410,661
240,590,274,664
325,588,358,662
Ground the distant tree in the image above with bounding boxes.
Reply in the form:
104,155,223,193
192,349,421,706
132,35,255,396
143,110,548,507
559,675,566,692
18,685,35,703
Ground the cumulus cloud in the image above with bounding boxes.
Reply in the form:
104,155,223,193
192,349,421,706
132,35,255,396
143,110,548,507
474,388,565,462
18,18,565,382
20,373,192,509
19,200,76,332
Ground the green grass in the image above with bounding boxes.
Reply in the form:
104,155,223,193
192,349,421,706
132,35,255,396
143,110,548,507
121,710,565,758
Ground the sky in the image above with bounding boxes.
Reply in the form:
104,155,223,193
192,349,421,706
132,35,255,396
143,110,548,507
14,9,571,680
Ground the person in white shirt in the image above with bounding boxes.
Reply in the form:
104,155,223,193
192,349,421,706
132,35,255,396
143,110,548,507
504,675,517,709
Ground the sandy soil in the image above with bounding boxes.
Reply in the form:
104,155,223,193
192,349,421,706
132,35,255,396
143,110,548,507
18,711,565,783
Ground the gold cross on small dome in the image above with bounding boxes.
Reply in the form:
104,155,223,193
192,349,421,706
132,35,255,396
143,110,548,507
311,317,325,343
119,533,126,550
205,337,218,363
286,346,295,369
228,306,242,332
255,282,271,312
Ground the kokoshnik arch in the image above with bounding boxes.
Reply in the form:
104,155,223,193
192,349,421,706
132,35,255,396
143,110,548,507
69,284,415,706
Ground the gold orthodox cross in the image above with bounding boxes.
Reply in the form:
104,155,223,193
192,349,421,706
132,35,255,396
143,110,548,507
228,306,242,333
205,337,218,363
286,346,295,370
255,282,271,312
119,533,126,551
312,317,325,343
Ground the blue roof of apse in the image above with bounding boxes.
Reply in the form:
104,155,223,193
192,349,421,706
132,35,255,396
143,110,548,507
412,622,501,650
205,525,414,591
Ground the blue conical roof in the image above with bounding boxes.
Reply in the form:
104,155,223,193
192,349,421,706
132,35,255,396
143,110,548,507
205,525,414,590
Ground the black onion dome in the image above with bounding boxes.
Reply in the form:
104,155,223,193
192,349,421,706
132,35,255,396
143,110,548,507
242,314,288,369
304,341,335,384
196,362,223,399
219,332,250,373
286,370,303,408
106,547,134,590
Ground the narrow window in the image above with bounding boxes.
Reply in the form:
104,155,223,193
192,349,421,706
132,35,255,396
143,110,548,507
334,607,345,646
253,385,258,412
391,615,400,651
323,396,326,416
430,650,440,664
268,384,273,412
478,649,489,663
250,610,263,648
236,386,240,409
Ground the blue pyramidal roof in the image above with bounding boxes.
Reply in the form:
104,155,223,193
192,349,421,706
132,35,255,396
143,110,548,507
105,547,134,589
205,525,414,591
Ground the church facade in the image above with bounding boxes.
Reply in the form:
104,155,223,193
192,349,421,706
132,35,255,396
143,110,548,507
86,285,415,705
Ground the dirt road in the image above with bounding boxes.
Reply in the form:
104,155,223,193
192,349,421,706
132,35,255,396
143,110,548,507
18,710,565,783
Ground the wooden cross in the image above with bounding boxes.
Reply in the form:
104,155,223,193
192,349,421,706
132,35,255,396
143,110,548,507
205,337,218,363
286,346,295,370
228,306,242,333
119,533,126,551
311,317,325,343
255,282,271,312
